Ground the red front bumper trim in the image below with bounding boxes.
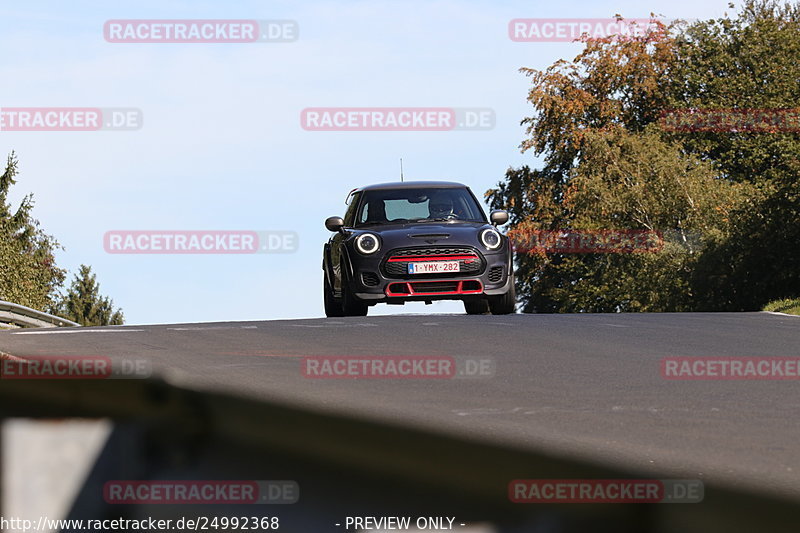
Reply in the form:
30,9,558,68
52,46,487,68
385,279,484,297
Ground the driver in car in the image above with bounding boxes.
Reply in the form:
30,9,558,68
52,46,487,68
428,193,458,219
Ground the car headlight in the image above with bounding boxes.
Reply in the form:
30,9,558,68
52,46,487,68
480,228,502,250
355,233,381,254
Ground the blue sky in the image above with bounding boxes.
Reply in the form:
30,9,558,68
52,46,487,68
0,0,732,324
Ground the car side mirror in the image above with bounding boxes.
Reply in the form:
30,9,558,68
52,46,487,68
325,216,345,233
490,210,509,226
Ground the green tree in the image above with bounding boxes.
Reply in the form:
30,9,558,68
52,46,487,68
494,127,750,312
557,127,752,312
56,265,124,326
489,16,696,312
667,1,800,189
0,152,66,309
666,1,800,308
490,2,798,312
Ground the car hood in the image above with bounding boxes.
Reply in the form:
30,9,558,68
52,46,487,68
352,221,500,251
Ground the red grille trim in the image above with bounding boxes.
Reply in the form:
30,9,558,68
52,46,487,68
387,254,478,263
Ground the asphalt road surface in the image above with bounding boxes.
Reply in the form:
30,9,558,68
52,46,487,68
2,312,799,503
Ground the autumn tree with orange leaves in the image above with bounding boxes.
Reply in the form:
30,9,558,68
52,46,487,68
489,2,800,312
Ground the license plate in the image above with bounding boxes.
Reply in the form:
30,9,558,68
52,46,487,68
408,261,460,274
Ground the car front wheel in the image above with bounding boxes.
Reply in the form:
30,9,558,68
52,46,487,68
464,299,490,315
489,273,516,315
323,274,344,317
341,268,368,317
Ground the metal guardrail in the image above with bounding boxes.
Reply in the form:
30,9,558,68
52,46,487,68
3,377,800,532
0,300,80,328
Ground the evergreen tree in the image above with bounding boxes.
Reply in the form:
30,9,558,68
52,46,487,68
56,265,124,326
0,152,66,309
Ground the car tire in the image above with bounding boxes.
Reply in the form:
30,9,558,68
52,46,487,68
323,274,344,317
489,273,516,315
341,269,369,317
464,299,490,315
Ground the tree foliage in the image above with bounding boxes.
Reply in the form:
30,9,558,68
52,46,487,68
0,152,66,310
489,1,799,312
55,264,124,326
0,152,123,323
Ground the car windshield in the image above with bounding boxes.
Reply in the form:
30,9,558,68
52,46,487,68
355,187,486,226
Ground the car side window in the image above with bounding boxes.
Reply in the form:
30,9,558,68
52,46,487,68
343,192,361,227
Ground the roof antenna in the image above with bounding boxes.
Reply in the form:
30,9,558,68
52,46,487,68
400,158,404,182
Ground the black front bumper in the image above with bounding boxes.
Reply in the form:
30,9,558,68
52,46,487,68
348,246,512,304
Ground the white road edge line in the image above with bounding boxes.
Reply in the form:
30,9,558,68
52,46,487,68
12,329,146,335
167,326,257,331
762,311,800,318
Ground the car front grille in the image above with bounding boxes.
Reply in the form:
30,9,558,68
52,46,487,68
488,266,504,283
389,247,477,257
410,281,458,293
361,272,380,286
382,247,484,279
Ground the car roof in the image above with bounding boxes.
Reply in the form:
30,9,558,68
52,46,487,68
354,181,468,192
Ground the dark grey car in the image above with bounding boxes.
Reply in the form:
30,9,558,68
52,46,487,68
322,181,515,317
